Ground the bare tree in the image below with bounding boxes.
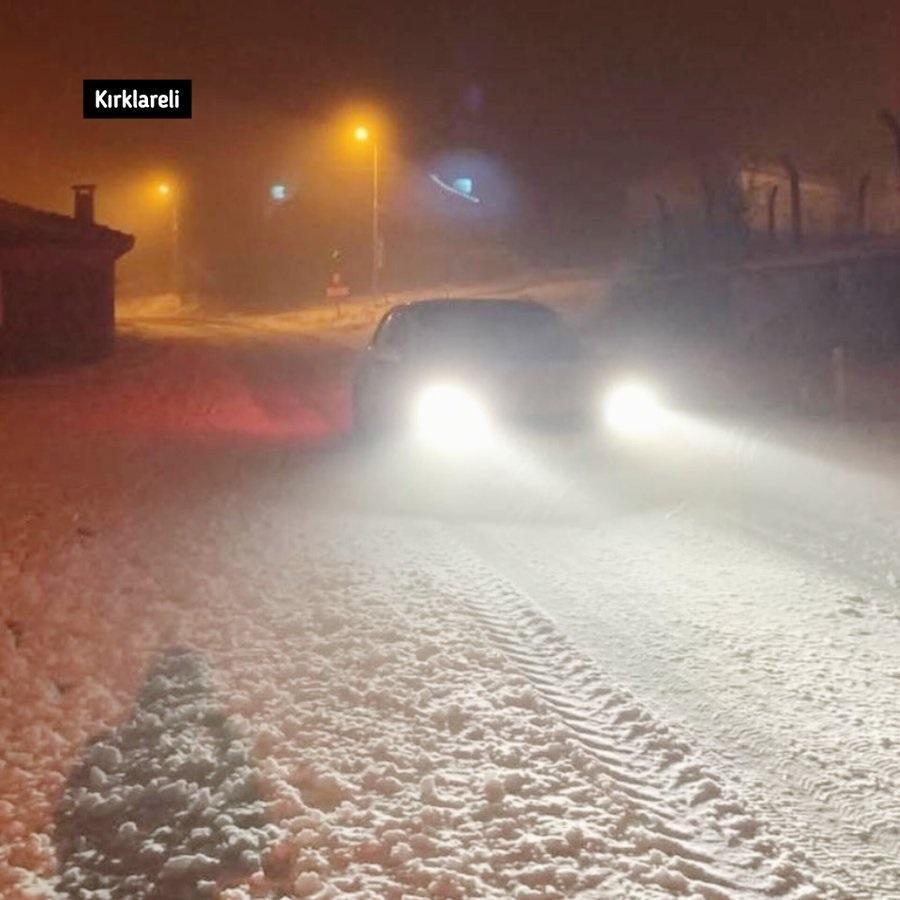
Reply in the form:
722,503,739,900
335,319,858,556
857,172,871,233
766,184,779,242
700,173,715,234
780,156,802,246
654,193,673,258
878,109,900,176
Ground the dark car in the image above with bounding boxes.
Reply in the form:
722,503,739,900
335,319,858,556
352,298,596,449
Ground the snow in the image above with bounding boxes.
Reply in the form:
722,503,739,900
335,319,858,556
1,299,898,897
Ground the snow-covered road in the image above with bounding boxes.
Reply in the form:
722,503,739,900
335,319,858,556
1,307,898,898
453,511,900,896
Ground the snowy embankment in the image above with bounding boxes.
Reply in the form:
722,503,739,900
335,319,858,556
0,310,856,898
115,266,612,337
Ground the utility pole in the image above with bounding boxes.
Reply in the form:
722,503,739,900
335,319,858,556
171,198,180,296
372,140,381,295
353,126,383,296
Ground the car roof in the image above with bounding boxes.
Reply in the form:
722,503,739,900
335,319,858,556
395,298,556,317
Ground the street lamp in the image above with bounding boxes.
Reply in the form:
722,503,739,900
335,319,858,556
155,182,179,295
354,125,382,294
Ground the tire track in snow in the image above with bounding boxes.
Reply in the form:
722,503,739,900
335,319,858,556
696,504,900,891
447,513,897,898
417,521,835,899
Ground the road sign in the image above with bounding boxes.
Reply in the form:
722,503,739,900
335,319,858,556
326,272,350,299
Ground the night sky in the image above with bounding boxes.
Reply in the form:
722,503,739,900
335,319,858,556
1,1,897,223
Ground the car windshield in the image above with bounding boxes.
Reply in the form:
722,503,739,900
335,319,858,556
408,302,579,360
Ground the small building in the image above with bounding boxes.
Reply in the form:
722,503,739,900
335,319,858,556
0,186,134,371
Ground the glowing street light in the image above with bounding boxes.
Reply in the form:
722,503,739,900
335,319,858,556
353,124,382,294
153,180,179,295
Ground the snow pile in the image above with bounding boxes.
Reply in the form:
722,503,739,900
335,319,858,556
54,648,274,898
116,293,193,320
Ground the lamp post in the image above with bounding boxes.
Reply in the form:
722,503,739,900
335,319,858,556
156,182,179,295
354,126,382,295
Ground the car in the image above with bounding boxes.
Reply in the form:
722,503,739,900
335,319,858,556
352,297,656,452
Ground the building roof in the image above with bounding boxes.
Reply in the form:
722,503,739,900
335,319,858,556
0,198,134,257
399,298,558,319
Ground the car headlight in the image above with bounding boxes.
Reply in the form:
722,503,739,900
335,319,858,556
413,383,493,453
602,381,664,439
